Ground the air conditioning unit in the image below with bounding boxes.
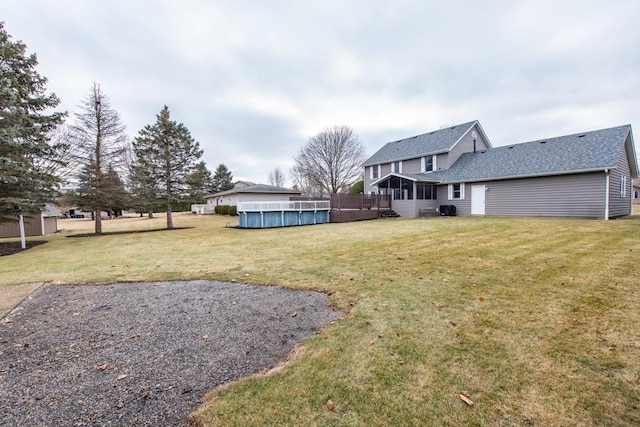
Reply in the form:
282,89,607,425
439,205,457,216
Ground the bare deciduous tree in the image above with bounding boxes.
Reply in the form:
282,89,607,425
267,166,286,187
292,125,366,194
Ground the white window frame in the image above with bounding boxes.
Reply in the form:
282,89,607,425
392,161,402,173
621,175,627,198
447,183,465,200
422,155,437,172
370,165,380,180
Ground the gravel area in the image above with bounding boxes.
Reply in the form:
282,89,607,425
0,280,341,426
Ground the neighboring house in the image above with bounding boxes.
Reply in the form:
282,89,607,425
0,203,60,238
633,178,640,205
204,184,302,206
364,120,638,219
233,180,255,188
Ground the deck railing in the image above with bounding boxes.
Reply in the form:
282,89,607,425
330,194,391,210
237,200,331,212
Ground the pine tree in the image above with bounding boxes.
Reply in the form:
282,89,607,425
186,161,215,203
70,83,128,234
212,164,234,193
132,105,203,229
0,23,66,222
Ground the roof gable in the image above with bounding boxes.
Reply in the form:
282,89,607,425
363,120,480,166
439,124,633,183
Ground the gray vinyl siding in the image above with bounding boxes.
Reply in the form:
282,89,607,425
402,158,422,174
482,173,607,218
435,153,449,170
392,200,417,217
364,166,375,193
390,199,440,218
436,185,471,215
608,142,632,217
448,124,490,166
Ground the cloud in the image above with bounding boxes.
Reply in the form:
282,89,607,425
3,0,640,185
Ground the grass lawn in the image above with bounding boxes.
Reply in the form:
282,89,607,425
1,212,639,426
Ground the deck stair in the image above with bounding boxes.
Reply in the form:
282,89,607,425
379,210,400,218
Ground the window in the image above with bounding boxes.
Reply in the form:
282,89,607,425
392,161,402,173
448,183,465,200
370,165,380,180
416,184,437,200
621,176,627,198
423,155,436,172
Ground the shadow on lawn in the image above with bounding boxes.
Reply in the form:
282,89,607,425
66,227,194,238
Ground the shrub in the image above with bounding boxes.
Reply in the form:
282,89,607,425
219,205,230,215
228,205,238,216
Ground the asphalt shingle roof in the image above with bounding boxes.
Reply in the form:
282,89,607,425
436,124,632,183
205,184,301,198
362,120,478,166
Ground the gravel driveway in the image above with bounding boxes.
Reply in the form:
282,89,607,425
0,280,341,426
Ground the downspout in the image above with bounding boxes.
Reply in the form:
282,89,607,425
630,177,634,215
604,169,610,220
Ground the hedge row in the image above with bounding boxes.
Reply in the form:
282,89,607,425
214,205,238,216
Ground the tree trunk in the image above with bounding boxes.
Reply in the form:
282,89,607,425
95,206,102,234
148,211,153,218
166,197,173,229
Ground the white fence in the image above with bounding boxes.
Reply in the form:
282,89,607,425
237,200,330,212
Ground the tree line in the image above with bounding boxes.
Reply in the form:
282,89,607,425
0,23,234,233
1,22,368,234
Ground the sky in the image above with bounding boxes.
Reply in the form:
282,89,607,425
4,0,640,185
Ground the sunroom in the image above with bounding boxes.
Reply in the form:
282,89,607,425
371,173,440,217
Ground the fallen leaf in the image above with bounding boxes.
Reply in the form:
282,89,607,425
442,278,448,282
96,363,108,371
478,296,485,302
369,340,376,345
88,338,96,343
291,312,298,317
202,334,208,340
460,391,474,406
116,401,124,408
326,400,335,411
117,374,127,380
378,333,384,338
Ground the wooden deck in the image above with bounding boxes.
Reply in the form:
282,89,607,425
290,194,392,223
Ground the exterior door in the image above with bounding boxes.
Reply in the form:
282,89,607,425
471,185,485,215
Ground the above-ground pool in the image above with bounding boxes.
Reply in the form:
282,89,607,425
237,201,330,228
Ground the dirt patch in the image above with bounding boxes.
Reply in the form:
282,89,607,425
0,281,342,426
0,240,47,257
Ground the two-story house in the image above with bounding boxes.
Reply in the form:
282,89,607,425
363,120,638,219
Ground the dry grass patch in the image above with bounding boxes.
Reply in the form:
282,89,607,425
2,213,640,425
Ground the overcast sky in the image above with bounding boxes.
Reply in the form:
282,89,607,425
4,1,640,184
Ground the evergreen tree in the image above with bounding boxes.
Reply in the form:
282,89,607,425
0,23,66,222
186,161,214,203
349,180,364,194
132,105,203,229
128,159,159,218
71,83,128,234
103,165,128,216
212,163,234,193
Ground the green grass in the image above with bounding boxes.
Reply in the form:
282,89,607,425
2,213,640,426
